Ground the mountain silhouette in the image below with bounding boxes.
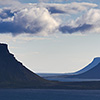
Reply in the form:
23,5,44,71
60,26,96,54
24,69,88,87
0,43,49,88
1,43,100,90
58,57,100,79
44,57,100,82
66,62,100,79
67,57,100,75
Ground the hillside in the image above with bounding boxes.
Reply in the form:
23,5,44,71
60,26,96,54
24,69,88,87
0,43,49,88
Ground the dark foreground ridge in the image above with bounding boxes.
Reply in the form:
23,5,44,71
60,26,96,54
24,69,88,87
1,43,100,89
0,43,51,88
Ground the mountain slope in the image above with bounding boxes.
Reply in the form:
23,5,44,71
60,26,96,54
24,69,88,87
58,57,100,79
0,43,48,88
65,62,100,79
73,57,100,75
43,57,100,82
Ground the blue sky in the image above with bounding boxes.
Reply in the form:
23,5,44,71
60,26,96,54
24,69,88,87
0,0,100,73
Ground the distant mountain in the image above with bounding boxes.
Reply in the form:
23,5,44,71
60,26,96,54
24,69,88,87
62,57,100,79
65,62,100,79
0,43,49,88
68,57,100,75
44,57,100,82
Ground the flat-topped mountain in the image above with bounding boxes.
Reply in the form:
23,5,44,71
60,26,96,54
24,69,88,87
44,57,100,82
72,57,100,75
0,43,48,88
62,57,100,79
66,62,100,79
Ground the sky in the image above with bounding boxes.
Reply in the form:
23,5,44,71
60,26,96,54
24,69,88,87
0,0,100,73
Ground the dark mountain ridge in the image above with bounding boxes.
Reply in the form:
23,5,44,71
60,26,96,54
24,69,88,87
0,43,49,88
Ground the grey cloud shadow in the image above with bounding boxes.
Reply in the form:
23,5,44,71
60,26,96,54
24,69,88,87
59,24,93,34
0,9,14,19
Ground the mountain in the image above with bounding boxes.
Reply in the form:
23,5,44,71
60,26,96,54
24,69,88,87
68,57,100,75
0,43,49,88
1,43,100,90
44,57,100,82
62,57,100,79
65,62,100,79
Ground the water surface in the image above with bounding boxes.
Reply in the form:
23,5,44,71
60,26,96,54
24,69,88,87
0,89,100,100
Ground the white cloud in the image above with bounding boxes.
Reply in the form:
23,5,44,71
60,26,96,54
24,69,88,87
75,9,100,33
38,0,84,3
59,9,100,34
0,7,59,36
0,1,99,36
4,2,97,15
14,34,52,41
14,7,59,36
46,2,97,14
0,0,21,6
27,2,97,15
75,9,100,25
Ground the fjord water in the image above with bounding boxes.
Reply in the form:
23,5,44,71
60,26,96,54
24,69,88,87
0,89,100,100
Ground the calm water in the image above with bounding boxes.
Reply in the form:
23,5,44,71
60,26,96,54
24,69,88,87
0,89,100,100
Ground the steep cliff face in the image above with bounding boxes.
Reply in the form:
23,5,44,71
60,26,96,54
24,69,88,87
0,43,48,88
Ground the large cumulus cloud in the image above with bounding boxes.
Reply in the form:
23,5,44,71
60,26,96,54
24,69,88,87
0,7,59,36
0,1,99,36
